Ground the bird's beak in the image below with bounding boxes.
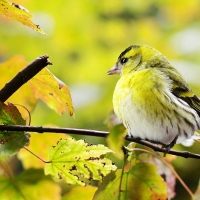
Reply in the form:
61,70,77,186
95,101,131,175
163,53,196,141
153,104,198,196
107,64,121,75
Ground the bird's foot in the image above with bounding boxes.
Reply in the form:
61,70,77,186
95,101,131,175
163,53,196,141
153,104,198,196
161,135,179,156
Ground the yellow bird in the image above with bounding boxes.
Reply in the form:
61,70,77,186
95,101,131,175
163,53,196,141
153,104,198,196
108,44,200,152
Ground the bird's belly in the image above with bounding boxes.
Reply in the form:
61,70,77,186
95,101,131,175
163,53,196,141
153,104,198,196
113,89,200,145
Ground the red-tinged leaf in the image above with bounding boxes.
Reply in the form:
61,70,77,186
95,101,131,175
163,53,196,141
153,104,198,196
0,56,37,120
93,162,168,200
0,102,30,156
29,68,74,116
0,0,46,34
139,153,176,199
0,102,25,125
62,186,97,200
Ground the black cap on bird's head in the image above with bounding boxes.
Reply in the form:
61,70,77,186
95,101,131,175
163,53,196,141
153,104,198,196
118,45,140,60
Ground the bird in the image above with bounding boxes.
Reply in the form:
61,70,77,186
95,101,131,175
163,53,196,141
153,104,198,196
107,44,200,152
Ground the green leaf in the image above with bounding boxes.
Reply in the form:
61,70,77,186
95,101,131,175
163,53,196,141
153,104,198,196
93,162,168,200
62,186,97,200
0,169,61,200
0,0,46,34
0,102,30,156
44,138,117,186
29,68,74,116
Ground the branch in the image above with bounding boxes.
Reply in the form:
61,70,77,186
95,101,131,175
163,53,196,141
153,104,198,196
0,55,52,102
0,125,199,159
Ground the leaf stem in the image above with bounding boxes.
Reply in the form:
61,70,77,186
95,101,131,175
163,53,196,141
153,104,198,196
23,147,51,163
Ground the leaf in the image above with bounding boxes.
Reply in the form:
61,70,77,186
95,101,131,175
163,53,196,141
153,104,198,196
29,68,74,116
107,124,126,160
139,153,176,199
0,168,61,200
44,138,117,186
18,130,70,169
106,111,126,159
0,102,30,156
0,56,37,120
0,0,46,34
93,162,168,200
0,102,25,125
62,186,97,200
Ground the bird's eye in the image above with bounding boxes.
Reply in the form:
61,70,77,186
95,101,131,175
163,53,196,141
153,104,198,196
121,58,128,64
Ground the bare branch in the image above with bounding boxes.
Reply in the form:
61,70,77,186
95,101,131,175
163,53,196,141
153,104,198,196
0,55,52,102
0,125,199,159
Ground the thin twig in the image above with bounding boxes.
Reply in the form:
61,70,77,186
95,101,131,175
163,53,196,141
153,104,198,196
0,125,199,159
0,55,52,102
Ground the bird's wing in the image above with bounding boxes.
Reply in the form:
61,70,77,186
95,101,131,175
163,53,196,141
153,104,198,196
161,65,200,117
172,85,200,116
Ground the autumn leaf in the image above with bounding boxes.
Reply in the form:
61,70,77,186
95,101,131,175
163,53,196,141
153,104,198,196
0,0,46,34
29,68,74,116
0,102,30,156
0,56,37,120
93,162,168,200
45,138,117,186
139,153,176,199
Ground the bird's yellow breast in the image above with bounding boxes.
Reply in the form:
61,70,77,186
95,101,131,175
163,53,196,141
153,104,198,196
113,68,171,121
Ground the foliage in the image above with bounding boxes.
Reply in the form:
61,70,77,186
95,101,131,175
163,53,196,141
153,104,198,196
0,0,199,200
94,162,168,200
0,0,46,34
29,68,74,116
45,138,116,185
0,102,29,156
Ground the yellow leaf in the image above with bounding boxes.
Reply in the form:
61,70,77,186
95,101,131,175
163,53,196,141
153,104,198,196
0,0,46,34
29,68,74,116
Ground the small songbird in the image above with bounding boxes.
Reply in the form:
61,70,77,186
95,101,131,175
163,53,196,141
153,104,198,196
107,44,200,152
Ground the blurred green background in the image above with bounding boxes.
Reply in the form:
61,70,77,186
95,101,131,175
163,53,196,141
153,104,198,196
0,0,200,199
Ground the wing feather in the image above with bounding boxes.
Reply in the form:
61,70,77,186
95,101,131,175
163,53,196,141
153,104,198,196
159,63,200,117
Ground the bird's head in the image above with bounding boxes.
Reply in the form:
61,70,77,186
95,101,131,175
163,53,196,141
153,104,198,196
107,45,165,75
